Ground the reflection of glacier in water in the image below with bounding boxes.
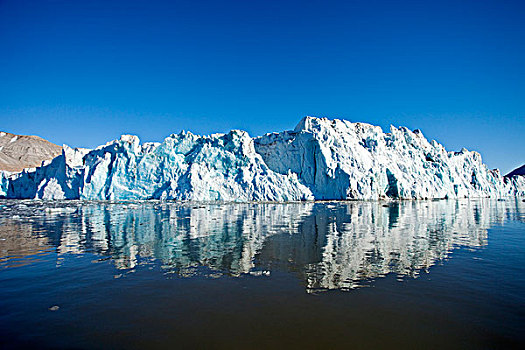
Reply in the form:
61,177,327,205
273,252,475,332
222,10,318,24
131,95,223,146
300,201,495,292
0,199,522,291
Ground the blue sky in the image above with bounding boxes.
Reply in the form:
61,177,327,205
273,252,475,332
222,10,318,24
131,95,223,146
0,0,524,173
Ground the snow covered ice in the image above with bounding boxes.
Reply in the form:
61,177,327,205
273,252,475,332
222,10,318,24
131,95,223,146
0,117,523,200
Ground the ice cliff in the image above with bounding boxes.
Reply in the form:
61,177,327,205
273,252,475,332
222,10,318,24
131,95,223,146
0,117,523,200
1,130,309,200
255,117,524,199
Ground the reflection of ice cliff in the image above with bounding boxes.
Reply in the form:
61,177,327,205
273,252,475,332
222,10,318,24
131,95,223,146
0,199,522,291
299,200,505,292
66,202,313,274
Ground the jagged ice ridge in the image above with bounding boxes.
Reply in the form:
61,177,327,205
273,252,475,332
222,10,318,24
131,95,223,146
1,117,523,200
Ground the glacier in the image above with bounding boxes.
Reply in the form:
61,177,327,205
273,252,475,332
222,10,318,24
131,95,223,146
0,116,523,200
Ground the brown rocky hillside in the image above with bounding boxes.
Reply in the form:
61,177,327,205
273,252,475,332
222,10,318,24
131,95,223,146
0,131,62,172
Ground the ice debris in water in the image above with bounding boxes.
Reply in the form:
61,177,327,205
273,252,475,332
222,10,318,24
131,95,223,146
0,117,524,200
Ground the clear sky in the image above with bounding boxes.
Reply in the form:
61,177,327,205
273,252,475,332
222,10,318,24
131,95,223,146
0,0,523,174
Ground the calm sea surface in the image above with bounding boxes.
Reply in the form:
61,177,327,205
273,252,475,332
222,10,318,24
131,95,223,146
0,199,524,349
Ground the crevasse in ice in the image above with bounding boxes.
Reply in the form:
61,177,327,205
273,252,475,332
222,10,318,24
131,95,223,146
0,117,523,200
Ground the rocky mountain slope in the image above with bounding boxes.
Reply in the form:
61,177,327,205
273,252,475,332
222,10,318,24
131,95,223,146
1,117,523,200
505,164,525,178
0,131,62,172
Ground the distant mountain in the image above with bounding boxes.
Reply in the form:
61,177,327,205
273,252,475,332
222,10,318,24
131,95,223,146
0,131,62,172
505,164,525,178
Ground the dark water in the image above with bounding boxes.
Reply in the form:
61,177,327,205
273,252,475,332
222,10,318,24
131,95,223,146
0,199,524,349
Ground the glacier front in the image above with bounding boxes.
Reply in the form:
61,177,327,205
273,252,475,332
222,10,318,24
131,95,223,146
0,117,523,200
